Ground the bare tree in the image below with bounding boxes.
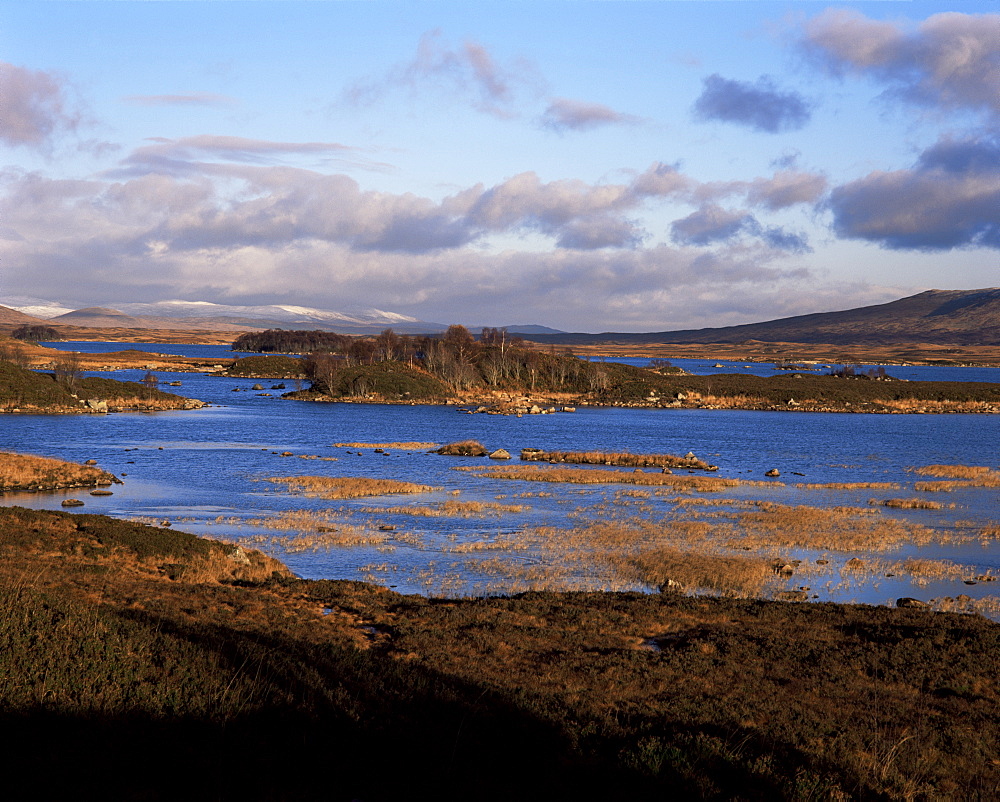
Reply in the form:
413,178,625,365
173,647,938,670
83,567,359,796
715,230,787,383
54,352,84,393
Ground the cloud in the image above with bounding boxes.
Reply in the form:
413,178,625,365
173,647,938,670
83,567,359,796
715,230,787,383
671,205,751,245
746,170,827,210
345,30,539,118
671,203,810,253
801,9,1000,117
539,97,640,132
0,148,821,330
828,134,1000,251
123,92,237,107
0,61,79,148
693,74,812,133
107,135,370,178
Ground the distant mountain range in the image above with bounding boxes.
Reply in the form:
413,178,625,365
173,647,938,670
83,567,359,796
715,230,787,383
0,298,563,337
524,289,1000,347
5,289,1000,345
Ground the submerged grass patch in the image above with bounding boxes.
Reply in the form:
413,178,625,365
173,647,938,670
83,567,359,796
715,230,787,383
265,475,439,499
361,500,529,517
519,448,716,471
461,463,774,491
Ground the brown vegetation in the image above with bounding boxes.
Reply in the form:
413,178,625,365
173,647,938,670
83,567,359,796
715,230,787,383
3,505,1000,799
520,448,716,471
436,440,489,456
361,500,529,517
462,463,774,491
0,451,118,492
265,475,440,499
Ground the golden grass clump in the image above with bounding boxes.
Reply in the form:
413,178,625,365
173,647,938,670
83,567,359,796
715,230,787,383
913,464,996,478
360,500,529,518
732,502,939,551
616,548,774,598
911,465,1000,491
465,463,773,491
435,440,489,456
0,451,117,492
795,482,901,490
520,448,716,471
879,498,951,510
265,475,439,499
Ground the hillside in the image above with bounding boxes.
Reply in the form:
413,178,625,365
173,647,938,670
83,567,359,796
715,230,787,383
526,289,1000,347
0,304,51,329
2,504,998,799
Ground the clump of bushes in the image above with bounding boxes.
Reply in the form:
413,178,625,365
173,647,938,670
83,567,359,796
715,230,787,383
225,355,305,378
436,440,489,457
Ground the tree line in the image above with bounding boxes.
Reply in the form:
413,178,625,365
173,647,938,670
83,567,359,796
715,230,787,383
232,326,612,395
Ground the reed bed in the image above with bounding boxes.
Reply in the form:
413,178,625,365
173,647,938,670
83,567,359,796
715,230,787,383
435,440,489,456
360,500,529,518
237,526,391,552
732,503,940,551
334,442,439,449
0,451,117,492
520,448,715,471
795,482,901,490
462,464,775,491
879,498,952,510
613,548,775,598
265,475,439,499
911,464,1000,489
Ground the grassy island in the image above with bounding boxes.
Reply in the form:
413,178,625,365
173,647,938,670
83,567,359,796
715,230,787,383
1,505,998,800
0,359,202,413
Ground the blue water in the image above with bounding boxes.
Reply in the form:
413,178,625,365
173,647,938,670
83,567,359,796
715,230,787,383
43,341,1000,383
5,344,1000,609
42,341,244,361
588,355,1000,384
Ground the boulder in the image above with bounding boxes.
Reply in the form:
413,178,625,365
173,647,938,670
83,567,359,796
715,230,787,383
896,597,930,609
61,499,84,507
86,399,108,413
489,449,511,460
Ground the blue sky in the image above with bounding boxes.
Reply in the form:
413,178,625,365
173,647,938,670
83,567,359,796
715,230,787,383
1,1,998,331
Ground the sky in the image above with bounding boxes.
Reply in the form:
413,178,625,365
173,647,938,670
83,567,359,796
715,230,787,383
1,0,998,333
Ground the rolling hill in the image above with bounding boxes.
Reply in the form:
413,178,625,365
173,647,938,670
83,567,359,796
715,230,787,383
525,289,1000,347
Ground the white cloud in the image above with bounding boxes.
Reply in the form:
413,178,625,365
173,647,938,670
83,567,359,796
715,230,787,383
0,61,79,149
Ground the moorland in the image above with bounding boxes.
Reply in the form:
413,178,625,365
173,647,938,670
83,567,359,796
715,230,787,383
3,498,1000,800
3,291,1000,798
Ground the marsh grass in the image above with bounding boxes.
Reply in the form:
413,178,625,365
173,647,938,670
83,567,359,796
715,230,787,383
0,451,117,492
4,504,1000,800
238,526,391,552
910,465,1000,493
265,475,439,499
733,503,941,551
436,440,489,456
615,548,775,598
879,498,952,510
462,463,775,491
796,482,901,490
360,500,529,517
520,449,715,471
